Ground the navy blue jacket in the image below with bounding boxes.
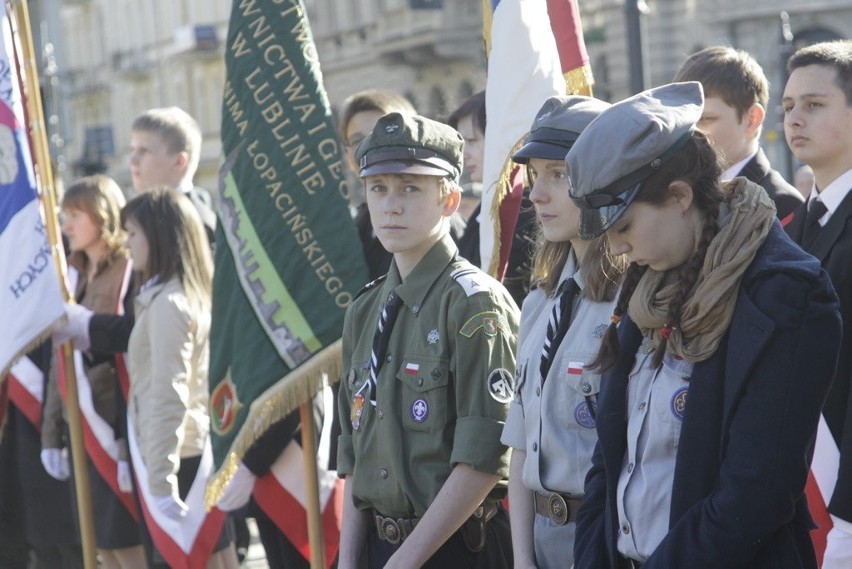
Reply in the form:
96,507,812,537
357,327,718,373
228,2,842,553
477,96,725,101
574,223,841,569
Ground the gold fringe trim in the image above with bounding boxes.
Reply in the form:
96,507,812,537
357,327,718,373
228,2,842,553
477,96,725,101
487,136,528,278
564,65,595,97
205,339,343,510
0,315,64,383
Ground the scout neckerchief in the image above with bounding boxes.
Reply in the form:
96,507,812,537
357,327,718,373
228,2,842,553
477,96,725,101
540,276,580,381
367,290,403,405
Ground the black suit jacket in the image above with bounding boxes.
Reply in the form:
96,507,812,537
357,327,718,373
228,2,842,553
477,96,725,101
786,189,852,522
739,149,804,221
188,186,217,246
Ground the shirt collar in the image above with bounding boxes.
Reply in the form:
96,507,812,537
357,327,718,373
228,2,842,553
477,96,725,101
810,168,852,225
556,247,585,293
387,234,457,315
720,152,756,183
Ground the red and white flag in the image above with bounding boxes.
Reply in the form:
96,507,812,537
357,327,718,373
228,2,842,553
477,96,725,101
128,428,227,569
55,263,138,517
253,440,344,568
7,355,43,429
806,414,839,565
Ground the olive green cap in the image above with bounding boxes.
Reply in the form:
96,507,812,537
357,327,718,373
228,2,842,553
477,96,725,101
355,112,464,181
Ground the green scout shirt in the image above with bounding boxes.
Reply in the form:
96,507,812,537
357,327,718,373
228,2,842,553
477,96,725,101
337,234,520,518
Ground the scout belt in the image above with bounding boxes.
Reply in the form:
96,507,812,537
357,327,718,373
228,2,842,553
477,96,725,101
373,512,420,545
534,491,583,526
373,501,498,546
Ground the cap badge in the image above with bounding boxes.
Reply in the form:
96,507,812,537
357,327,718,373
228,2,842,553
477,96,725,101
385,124,400,133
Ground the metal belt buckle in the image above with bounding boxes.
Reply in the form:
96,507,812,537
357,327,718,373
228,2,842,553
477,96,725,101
379,516,402,545
548,493,569,526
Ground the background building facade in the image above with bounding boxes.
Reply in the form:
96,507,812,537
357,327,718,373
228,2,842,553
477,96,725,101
41,0,851,192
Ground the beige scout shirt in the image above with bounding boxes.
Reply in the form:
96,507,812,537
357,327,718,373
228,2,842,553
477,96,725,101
616,342,691,561
337,235,520,518
501,253,615,495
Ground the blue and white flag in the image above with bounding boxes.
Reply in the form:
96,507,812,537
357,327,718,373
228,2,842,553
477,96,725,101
0,3,64,379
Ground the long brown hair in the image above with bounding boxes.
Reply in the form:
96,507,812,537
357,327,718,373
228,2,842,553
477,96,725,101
527,165,626,302
591,130,725,371
120,187,212,311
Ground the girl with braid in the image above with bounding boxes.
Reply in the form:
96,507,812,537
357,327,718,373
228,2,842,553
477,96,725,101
568,82,842,569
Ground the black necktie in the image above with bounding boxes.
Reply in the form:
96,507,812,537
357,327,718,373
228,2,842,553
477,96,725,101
802,199,828,249
540,277,581,381
368,291,402,405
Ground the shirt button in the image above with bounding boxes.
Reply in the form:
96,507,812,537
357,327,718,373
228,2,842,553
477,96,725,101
377,409,383,419
412,304,420,314
582,383,592,394
621,522,630,534
638,402,646,411
431,368,441,379
532,442,538,452
536,387,541,396
627,462,634,473
417,378,424,386
379,468,388,479
386,354,392,363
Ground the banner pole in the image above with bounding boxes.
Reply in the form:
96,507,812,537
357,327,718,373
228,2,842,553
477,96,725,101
299,402,326,569
10,1,97,567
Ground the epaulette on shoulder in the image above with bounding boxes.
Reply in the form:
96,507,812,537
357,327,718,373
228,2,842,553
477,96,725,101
353,275,387,302
450,265,492,298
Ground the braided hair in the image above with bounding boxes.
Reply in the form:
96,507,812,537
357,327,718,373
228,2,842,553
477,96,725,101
591,130,725,371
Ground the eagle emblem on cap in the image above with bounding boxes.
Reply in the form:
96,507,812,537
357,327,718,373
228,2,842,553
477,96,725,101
385,124,400,133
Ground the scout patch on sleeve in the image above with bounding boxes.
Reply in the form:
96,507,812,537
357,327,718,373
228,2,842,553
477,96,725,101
487,368,514,403
459,311,509,338
450,267,489,297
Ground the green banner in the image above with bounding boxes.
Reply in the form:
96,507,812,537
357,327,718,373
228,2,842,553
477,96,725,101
208,0,368,478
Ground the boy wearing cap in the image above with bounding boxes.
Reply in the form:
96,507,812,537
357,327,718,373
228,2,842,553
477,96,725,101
673,46,802,223
336,112,518,569
565,83,839,568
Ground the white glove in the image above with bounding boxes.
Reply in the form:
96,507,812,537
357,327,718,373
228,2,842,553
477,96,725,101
152,493,189,520
216,462,257,511
52,303,93,351
40,448,71,481
117,461,133,493
823,515,852,568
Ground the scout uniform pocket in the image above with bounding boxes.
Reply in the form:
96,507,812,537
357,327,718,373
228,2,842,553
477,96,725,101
395,356,450,432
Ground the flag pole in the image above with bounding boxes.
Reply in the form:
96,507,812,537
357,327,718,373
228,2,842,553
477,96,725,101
299,401,326,569
9,1,98,567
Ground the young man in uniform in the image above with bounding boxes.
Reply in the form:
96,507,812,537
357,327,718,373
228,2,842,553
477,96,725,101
783,39,852,568
336,112,518,569
674,45,803,223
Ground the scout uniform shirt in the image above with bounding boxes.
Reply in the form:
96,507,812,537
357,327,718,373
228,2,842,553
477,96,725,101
617,342,691,562
501,252,614,495
337,234,519,518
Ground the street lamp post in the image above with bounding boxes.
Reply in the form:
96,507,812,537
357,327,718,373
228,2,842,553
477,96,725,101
625,0,649,94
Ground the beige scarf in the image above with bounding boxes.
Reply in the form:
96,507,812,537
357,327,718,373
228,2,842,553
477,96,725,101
628,179,776,362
